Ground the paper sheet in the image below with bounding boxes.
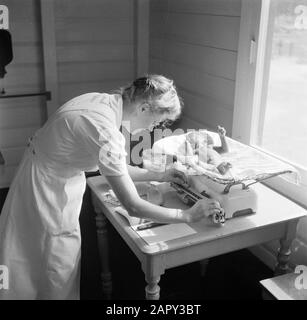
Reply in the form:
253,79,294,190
132,223,197,245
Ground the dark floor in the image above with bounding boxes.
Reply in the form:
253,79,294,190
0,185,274,300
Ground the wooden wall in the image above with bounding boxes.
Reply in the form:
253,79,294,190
0,0,45,187
54,0,135,105
149,0,241,133
0,0,136,187
1,0,241,187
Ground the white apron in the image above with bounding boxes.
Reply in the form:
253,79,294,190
0,93,126,300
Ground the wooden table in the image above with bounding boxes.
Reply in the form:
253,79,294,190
87,176,307,300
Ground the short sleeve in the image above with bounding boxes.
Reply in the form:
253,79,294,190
73,114,128,176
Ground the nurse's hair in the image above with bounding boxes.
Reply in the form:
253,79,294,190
119,74,183,122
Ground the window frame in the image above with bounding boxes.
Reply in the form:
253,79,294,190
232,0,307,209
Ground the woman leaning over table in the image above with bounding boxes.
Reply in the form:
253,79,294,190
0,74,222,300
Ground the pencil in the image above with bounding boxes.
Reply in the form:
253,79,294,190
136,222,167,231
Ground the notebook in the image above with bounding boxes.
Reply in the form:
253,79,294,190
132,223,197,246
115,207,197,245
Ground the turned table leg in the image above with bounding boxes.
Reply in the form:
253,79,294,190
275,238,293,276
92,193,112,299
275,220,298,276
142,257,164,300
145,275,161,300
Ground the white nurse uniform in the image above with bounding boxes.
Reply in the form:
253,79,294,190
0,93,127,299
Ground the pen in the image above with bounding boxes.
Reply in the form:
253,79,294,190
136,222,167,231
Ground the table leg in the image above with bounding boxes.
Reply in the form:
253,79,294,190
92,193,112,299
275,220,298,276
199,259,210,277
142,258,165,300
145,275,161,300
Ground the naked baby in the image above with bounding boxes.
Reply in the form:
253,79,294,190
174,126,232,175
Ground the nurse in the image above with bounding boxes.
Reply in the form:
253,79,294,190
0,74,222,300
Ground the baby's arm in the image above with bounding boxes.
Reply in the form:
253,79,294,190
213,125,230,154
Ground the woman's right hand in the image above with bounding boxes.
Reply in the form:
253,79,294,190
183,199,222,223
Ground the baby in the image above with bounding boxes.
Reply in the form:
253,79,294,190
176,126,232,175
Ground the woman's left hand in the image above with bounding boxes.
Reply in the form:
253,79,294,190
161,168,188,185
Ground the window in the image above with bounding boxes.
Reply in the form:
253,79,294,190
255,0,307,169
233,0,307,208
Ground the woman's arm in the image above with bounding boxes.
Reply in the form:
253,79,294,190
127,164,163,182
127,164,188,185
105,173,222,224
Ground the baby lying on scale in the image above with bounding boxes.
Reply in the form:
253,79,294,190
174,126,232,175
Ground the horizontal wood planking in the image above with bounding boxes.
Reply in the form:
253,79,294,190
151,0,241,16
55,0,134,19
0,0,46,187
174,115,216,132
150,37,237,80
0,0,44,93
2,0,41,43
1,2,44,101
1,0,40,19
149,0,240,138
11,44,43,64
178,88,234,134
150,58,235,107
54,0,135,106
58,61,134,84
7,20,42,44
58,79,131,105
150,53,235,131
150,12,240,51
1,0,136,187
0,165,18,189
0,100,45,130
4,64,44,89
0,147,26,167
55,19,134,44
1,0,43,89
0,126,39,149
57,43,134,63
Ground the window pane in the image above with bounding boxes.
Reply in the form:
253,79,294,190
258,0,307,168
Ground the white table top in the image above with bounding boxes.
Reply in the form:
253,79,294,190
87,176,307,256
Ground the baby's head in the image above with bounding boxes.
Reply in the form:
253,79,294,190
186,130,214,152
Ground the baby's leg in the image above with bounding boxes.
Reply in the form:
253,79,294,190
208,148,232,175
216,162,232,175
